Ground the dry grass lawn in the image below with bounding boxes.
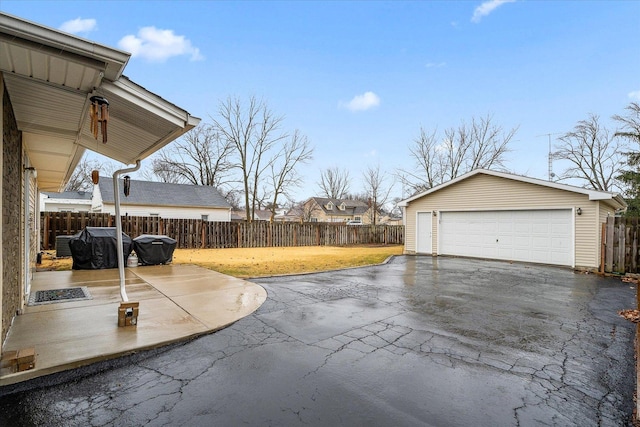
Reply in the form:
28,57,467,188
39,245,404,278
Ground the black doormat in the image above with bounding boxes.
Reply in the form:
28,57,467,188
28,287,92,306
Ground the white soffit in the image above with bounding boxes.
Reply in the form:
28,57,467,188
0,12,200,191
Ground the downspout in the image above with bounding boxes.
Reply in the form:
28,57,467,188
113,161,140,302
23,166,34,299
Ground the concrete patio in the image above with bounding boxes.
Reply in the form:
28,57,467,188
0,264,267,386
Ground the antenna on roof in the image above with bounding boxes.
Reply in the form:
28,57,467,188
536,133,561,181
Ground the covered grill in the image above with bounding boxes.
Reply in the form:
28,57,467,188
133,235,177,266
69,227,132,270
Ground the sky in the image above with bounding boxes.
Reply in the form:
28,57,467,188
2,0,639,204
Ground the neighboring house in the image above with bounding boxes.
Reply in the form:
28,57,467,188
274,208,300,222
399,169,627,270
1,13,199,351
379,213,403,226
93,178,232,221
301,197,375,224
231,209,273,222
40,191,92,213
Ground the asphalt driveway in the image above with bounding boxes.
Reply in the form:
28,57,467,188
0,256,635,426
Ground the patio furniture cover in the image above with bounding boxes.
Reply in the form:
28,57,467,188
133,235,177,265
69,227,133,270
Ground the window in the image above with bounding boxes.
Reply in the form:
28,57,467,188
354,216,362,221
201,214,209,221
326,202,334,210
339,203,346,211
311,218,318,222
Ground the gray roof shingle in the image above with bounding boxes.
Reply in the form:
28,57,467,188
42,191,92,200
310,197,370,216
98,177,231,209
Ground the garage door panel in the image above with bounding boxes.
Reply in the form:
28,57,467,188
440,210,572,266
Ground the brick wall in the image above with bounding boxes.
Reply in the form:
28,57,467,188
2,78,22,344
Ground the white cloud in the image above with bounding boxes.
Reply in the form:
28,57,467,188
118,26,204,62
425,62,446,68
365,149,378,158
629,90,640,100
59,18,97,34
343,91,381,112
471,0,516,23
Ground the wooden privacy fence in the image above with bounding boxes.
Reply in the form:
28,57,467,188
602,216,640,274
40,212,404,250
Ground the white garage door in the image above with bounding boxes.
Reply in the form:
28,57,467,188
439,210,573,266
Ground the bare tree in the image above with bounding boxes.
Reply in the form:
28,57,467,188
318,167,351,199
400,114,516,194
404,128,445,191
294,198,321,223
146,125,235,187
554,114,625,192
362,164,394,225
211,96,287,222
65,158,117,191
267,130,314,221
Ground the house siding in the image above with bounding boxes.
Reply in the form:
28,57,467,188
100,204,231,221
305,200,374,224
2,76,22,344
405,173,604,269
41,201,92,212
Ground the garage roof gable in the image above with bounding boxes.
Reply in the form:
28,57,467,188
398,169,627,210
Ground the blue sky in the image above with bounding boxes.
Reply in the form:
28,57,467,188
2,0,639,203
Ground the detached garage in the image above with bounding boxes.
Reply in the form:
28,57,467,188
399,169,627,270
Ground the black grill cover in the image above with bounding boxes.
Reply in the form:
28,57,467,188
133,235,177,265
69,227,133,270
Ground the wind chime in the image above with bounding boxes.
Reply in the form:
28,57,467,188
89,95,109,144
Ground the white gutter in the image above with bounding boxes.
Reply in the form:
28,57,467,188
113,161,140,302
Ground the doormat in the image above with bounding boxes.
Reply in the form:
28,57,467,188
28,287,92,306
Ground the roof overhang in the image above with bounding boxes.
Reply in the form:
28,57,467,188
398,169,628,210
0,12,200,191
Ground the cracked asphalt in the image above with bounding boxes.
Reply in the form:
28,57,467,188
0,256,636,426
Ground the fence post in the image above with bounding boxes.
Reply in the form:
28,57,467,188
43,213,50,250
600,222,605,274
619,222,626,274
605,216,614,273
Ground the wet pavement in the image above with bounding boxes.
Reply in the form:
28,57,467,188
0,256,636,426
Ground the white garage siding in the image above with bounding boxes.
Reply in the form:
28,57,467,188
403,172,613,269
439,210,573,266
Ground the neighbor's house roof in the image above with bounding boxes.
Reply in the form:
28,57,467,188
309,197,370,216
97,177,231,209
231,209,272,221
398,169,627,210
41,190,92,201
0,12,200,191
